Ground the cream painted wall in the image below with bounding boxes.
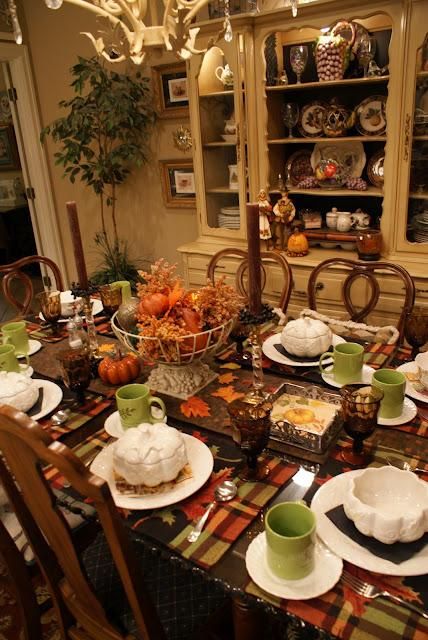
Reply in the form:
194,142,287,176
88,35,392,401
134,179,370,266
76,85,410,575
20,0,198,282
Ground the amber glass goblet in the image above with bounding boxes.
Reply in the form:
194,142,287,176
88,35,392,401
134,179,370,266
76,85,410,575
37,290,61,332
227,395,272,481
99,284,122,317
58,347,91,405
340,385,383,466
404,307,428,360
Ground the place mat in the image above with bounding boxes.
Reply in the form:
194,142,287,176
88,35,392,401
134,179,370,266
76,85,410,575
25,320,68,343
92,314,116,337
45,420,298,569
38,387,113,439
326,504,428,564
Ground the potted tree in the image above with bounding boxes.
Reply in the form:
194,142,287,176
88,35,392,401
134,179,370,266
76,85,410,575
41,56,156,285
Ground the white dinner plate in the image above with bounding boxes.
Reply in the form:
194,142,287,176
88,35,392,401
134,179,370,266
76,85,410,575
311,470,428,576
17,339,42,359
262,333,345,368
321,364,375,388
396,362,428,404
245,532,343,600
90,433,214,509
39,298,103,323
105,410,167,438
378,397,417,426
29,379,63,421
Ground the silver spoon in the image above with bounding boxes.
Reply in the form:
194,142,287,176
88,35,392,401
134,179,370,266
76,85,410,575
386,457,426,474
51,408,71,426
187,480,238,543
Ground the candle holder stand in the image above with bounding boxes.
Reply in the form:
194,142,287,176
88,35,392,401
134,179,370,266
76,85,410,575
70,283,99,357
239,303,275,404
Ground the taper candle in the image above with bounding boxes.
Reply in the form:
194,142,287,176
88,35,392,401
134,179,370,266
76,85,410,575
246,203,262,315
66,201,88,289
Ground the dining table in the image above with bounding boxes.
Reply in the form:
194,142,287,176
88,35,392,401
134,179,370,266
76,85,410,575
12,311,428,640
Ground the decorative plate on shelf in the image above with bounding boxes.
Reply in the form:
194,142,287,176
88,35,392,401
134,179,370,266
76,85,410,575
355,95,387,136
310,141,366,178
285,150,313,186
367,150,385,187
298,101,328,138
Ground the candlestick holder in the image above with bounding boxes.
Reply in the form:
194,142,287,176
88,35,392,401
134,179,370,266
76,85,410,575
238,303,274,403
70,282,99,356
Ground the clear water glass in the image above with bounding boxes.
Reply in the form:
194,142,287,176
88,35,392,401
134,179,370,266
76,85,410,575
281,102,299,138
290,45,308,84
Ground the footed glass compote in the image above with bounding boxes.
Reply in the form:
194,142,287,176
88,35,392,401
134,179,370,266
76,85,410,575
404,307,428,360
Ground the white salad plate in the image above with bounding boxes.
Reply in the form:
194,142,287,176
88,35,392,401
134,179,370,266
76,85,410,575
39,297,103,323
321,364,375,388
20,364,34,377
245,532,343,600
17,339,42,359
29,379,63,421
396,362,428,404
262,333,345,367
377,397,417,426
90,434,214,510
105,410,168,438
311,470,428,576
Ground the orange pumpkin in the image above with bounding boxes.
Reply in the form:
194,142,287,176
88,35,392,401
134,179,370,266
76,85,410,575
181,308,208,352
98,353,141,385
139,293,169,317
286,222,309,257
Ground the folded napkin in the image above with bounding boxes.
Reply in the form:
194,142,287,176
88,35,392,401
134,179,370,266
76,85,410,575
271,393,338,436
327,505,428,564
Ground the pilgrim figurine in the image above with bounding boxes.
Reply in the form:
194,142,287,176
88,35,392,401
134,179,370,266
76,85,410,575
257,188,273,247
272,189,296,251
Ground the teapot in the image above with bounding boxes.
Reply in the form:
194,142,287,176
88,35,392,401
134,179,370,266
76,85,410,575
322,99,355,137
336,211,352,233
351,209,371,230
215,64,234,88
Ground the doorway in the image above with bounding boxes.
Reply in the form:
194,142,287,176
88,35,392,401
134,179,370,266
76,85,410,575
0,37,66,320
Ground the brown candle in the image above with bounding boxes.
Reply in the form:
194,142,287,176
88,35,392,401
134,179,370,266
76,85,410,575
246,203,262,315
66,201,88,289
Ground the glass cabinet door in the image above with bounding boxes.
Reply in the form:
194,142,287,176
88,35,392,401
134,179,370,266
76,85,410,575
189,35,248,240
396,1,428,255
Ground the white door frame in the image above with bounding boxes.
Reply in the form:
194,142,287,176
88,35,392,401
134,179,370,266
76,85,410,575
0,37,68,282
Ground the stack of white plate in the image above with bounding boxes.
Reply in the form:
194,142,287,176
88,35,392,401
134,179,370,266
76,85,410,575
413,212,428,243
218,206,240,229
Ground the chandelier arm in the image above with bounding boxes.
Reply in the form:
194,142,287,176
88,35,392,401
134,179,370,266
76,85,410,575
184,0,212,24
100,0,144,28
62,0,122,21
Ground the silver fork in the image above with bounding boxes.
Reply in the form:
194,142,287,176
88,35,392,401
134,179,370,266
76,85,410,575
342,571,428,619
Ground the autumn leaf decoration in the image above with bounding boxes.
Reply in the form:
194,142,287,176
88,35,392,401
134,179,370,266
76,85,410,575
212,386,245,404
218,372,238,384
180,396,211,418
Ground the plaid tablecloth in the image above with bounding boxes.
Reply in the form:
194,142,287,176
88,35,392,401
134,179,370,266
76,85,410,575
44,420,298,570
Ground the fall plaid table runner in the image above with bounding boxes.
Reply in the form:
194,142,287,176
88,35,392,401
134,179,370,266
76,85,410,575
245,433,428,640
44,420,298,569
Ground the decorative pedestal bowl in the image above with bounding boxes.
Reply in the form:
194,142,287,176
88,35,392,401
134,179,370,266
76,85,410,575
111,313,234,400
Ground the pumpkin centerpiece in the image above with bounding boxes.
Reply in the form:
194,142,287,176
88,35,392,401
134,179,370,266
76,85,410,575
281,317,332,358
98,349,140,385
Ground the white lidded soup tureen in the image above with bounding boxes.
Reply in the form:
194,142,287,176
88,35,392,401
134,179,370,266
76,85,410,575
280,317,332,358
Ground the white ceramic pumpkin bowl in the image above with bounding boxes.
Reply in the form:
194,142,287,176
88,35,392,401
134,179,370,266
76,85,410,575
343,467,428,544
280,317,332,358
0,371,39,413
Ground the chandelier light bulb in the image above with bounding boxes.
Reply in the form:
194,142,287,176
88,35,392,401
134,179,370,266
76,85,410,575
45,0,64,9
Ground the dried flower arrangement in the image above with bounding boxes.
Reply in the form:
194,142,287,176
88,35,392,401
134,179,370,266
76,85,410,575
136,259,241,362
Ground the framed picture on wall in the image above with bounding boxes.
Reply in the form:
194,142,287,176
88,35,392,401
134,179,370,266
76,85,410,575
152,63,189,119
0,125,19,170
160,160,196,208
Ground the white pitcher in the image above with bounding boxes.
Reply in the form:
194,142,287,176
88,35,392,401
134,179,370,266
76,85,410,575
336,211,352,232
215,64,234,87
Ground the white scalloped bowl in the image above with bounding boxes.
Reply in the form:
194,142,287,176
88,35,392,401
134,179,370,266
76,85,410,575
343,467,428,544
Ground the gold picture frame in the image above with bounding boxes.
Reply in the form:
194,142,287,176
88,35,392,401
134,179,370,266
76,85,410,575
160,160,196,208
152,62,189,119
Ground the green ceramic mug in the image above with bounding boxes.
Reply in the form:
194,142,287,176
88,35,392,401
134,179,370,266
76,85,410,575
371,369,406,419
116,383,166,428
1,322,30,366
111,280,132,303
0,344,21,373
319,342,364,384
265,501,316,580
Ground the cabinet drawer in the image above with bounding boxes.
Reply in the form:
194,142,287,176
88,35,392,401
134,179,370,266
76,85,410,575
373,274,428,301
187,254,240,274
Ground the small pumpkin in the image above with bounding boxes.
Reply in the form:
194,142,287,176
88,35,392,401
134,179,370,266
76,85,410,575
98,352,141,385
139,292,169,317
286,221,309,257
181,308,208,352
281,317,332,358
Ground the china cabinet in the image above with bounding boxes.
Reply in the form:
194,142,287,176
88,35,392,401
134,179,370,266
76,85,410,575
178,0,428,325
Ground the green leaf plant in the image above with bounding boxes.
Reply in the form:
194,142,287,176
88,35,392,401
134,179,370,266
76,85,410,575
41,56,156,285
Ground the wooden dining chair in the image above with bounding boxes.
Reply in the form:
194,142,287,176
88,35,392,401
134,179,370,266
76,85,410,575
0,255,64,315
307,258,415,345
207,248,293,314
0,405,230,640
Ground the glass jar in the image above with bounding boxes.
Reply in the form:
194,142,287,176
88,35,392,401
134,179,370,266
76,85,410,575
356,230,382,261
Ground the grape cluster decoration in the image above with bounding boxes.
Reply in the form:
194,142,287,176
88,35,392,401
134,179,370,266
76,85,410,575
315,35,350,82
346,177,368,191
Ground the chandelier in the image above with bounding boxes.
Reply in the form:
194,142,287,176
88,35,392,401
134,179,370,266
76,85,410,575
41,0,234,65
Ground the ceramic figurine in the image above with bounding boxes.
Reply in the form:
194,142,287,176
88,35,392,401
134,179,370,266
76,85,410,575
287,220,309,257
278,69,289,85
351,208,371,230
257,188,273,247
272,190,296,251
322,99,355,137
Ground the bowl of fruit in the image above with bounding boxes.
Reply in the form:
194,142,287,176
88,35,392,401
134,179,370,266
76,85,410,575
314,158,347,189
